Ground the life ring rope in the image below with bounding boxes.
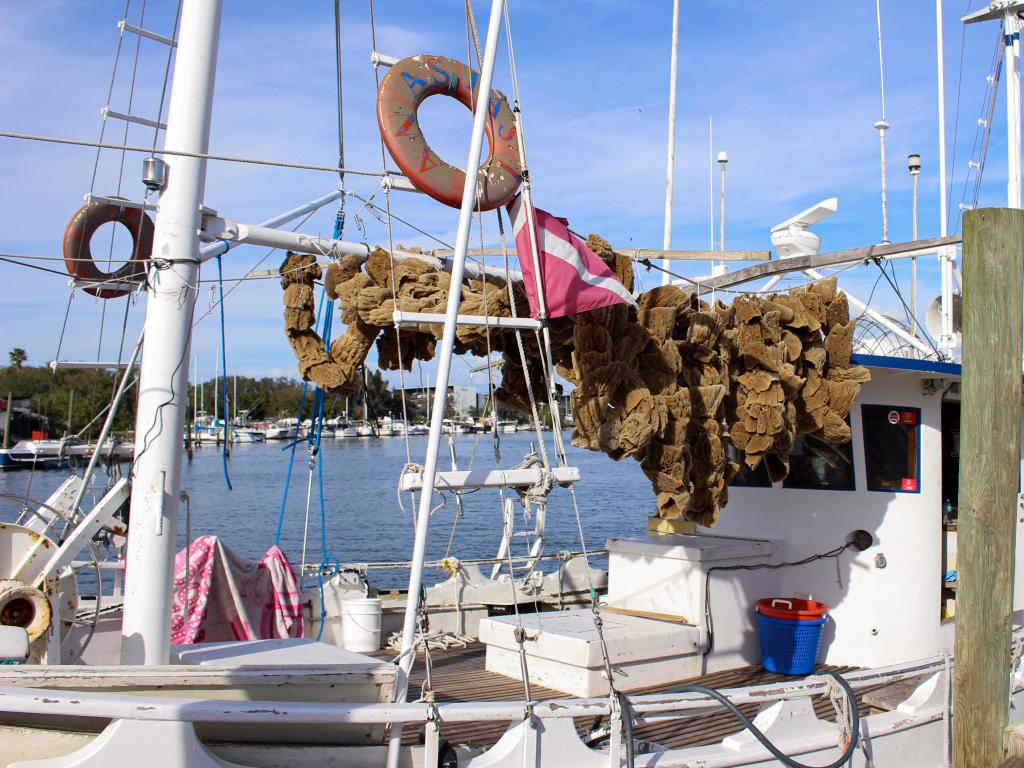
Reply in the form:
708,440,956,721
376,54,523,211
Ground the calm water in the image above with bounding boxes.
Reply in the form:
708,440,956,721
0,432,656,590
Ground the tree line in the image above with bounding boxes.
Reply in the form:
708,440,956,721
3,349,412,439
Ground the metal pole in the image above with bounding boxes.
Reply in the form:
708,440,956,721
875,0,890,244
661,0,681,285
69,330,143,518
3,392,12,450
719,155,727,252
1006,10,1022,209
385,2,506,765
911,154,921,335
120,0,222,665
953,207,1024,767
64,389,74,438
937,0,949,236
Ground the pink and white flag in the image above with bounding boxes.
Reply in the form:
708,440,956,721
508,195,637,319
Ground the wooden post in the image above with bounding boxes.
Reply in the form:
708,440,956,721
955,208,1024,767
3,392,12,450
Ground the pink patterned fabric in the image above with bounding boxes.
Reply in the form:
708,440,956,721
171,535,304,644
508,194,637,319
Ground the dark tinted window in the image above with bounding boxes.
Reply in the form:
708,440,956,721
862,405,921,493
783,432,856,490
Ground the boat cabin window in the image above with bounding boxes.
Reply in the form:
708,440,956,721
783,432,855,490
861,405,921,493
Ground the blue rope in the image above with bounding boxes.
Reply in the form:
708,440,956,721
215,255,232,491
313,296,336,641
274,293,327,546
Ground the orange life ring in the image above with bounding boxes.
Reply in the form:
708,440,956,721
376,54,523,211
63,200,154,299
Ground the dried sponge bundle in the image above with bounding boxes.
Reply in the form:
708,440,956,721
280,244,868,526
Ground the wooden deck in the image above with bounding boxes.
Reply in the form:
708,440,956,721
383,643,878,751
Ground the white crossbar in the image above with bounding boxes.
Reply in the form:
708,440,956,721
393,310,543,331
399,466,580,492
118,21,177,47
382,175,424,194
371,51,399,68
100,107,167,131
85,193,156,212
49,360,138,371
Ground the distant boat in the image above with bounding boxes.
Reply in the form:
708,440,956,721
232,428,266,444
263,422,297,441
5,436,82,468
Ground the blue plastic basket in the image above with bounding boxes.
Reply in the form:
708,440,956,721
755,612,827,675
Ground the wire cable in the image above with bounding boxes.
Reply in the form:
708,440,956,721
0,131,391,176
668,673,859,768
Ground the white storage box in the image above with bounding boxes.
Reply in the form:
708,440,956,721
480,608,702,697
606,534,776,622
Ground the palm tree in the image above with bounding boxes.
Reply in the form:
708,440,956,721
8,348,26,369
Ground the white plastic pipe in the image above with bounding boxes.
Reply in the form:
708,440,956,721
198,189,344,263
200,217,369,260
661,0,681,285
120,0,222,665
385,2,506,766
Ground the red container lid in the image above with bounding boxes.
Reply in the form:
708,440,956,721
756,597,828,621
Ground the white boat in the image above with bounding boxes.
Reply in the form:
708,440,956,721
442,419,470,435
263,421,298,441
6,436,82,468
231,428,266,444
3,1,1024,766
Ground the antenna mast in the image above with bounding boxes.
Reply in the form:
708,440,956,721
874,0,891,243
661,0,681,285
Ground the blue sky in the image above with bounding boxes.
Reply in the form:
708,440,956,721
0,1,1015,390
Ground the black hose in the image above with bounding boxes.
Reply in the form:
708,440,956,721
670,671,859,768
615,690,636,768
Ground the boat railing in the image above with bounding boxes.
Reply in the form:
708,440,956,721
301,548,606,573
0,652,955,727
0,651,966,768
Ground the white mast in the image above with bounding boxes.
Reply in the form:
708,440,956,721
385,0,505,764
120,0,222,665
661,0,681,285
1008,10,1022,208
936,0,949,235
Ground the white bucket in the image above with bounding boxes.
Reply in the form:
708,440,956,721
341,598,382,652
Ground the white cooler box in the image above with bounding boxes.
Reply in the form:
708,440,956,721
480,608,702,697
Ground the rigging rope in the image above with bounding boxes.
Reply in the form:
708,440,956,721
0,132,390,176
274,293,326,546
215,254,233,490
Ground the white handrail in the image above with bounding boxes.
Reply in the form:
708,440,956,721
0,653,955,725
